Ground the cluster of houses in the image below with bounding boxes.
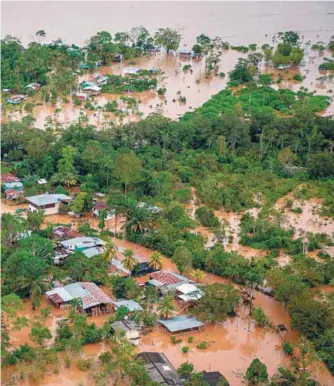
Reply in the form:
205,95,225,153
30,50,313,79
1,173,24,200
5,83,41,104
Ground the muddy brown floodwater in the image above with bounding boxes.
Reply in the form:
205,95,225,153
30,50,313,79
1,200,334,385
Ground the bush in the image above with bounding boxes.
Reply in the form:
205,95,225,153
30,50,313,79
252,307,268,327
196,341,208,350
74,98,82,106
77,358,92,371
187,336,194,343
182,346,189,353
291,206,302,214
183,65,192,72
293,74,303,82
177,362,194,377
282,340,294,356
171,335,182,344
195,206,220,228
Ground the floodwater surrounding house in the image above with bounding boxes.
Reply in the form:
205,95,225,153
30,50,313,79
46,282,113,315
26,193,71,215
110,319,141,346
158,315,204,334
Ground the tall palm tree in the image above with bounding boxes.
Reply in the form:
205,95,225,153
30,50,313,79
122,249,138,273
192,269,205,283
102,239,117,265
18,277,44,310
157,295,175,319
149,251,163,271
126,206,153,234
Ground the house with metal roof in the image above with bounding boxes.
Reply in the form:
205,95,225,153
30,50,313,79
26,193,71,215
4,181,23,191
1,173,20,184
176,283,204,303
52,226,82,241
60,236,105,252
123,67,141,75
158,315,204,334
5,189,24,201
147,271,190,294
46,282,113,315
82,246,104,259
113,299,143,313
136,352,182,385
110,319,141,346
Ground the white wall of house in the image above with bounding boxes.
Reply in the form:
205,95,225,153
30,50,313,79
28,202,60,215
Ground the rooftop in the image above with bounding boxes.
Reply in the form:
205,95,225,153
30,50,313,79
158,315,203,333
111,319,140,332
60,236,105,249
137,352,182,385
46,282,113,310
114,300,143,312
203,371,230,386
26,193,71,207
1,173,20,183
82,246,104,258
150,271,188,286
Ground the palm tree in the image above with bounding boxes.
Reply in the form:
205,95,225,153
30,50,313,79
149,251,163,271
122,249,138,273
18,277,44,310
157,295,175,319
192,269,205,283
102,238,117,265
126,206,153,234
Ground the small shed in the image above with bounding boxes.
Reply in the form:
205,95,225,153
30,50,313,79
176,283,203,302
158,315,203,334
110,319,141,346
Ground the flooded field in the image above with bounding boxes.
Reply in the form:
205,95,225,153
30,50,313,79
4,45,334,130
275,195,334,239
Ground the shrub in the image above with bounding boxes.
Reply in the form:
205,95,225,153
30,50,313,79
293,74,303,82
157,88,166,96
219,72,226,78
183,65,192,72
291,207,302,213
187,336,194,343
252,307,268,327
249,44,257,51
182,346,189,353
282,340,294,356
171,335,182,344
196,341,208,350
77,358,92,371
195,206,220,228
74,98,82,106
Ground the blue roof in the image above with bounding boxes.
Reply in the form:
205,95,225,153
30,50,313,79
158,315,203,332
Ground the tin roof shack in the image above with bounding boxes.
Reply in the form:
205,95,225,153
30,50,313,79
6,94,27,104
26,83,41,91
52,226,82,241
3,181,24,191
113,300,143,313
158,315,203,334
92,201,108,217
176,283,203,303
46,282,113,315
202,371,230,386
60,236,105,253
147,271,190,295
1,173,21,184
110,258,131,277
136,352,182,386
132,261,156,277
26,194,71,215
123,67,141,75
5,189,24,201
94,75,108,86
110,319,141,346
